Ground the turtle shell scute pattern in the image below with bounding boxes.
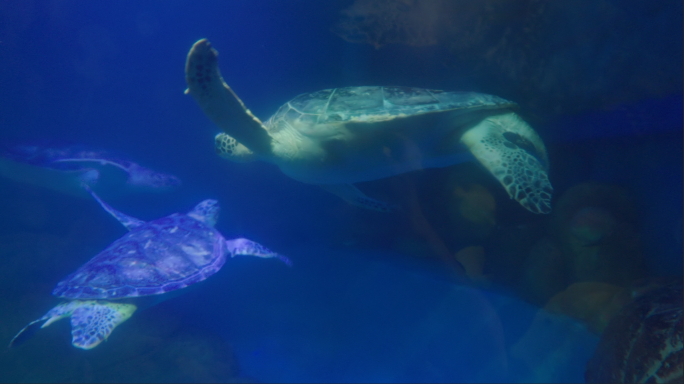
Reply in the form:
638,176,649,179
52,214,227,300
266,86,517,130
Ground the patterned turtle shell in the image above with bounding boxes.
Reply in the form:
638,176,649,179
53,212,225,300
266,86,517,130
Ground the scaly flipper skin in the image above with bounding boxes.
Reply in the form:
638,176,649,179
185,39,274,157
84,185,146,230
461,112,552,214
9,301,136,350
70,301,137,349
215,132,256,163
225,238,293,266
317,183,397,213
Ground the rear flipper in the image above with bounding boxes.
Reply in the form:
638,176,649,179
8,300,136,350
460,112,553,214
7,319,45,348
83,185,146,230
70,301,137,349
318,183,397,213
225,238,292,266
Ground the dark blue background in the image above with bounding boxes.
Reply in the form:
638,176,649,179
0,1,681,382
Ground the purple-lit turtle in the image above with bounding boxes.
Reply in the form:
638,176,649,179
0,144,181,198
9,186,290,350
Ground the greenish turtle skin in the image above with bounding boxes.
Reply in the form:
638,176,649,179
585,279,683,383
185,39,552,214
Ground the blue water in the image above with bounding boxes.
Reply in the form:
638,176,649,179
1,1,682,382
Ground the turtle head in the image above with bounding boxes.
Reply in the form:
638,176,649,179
188,199,220,227
215,132,256,163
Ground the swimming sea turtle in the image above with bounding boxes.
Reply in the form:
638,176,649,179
0,144,181,199
585,279,683,383
185,39,552,214
9,186,290,350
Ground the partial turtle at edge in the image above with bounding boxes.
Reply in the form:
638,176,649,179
0,144,181,199
585,279,683,383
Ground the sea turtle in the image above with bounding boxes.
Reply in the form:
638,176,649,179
184,39,552,214
0,144,181,199
585,279,683,383
9,186,290,350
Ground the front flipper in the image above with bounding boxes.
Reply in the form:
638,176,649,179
225,238,292,266
9,301,81,348
70,301,137,350
318,183,397,213
185,39,274,157
8,300,136,350
461,112,553,214
215,132,256,163
83,185,146,230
